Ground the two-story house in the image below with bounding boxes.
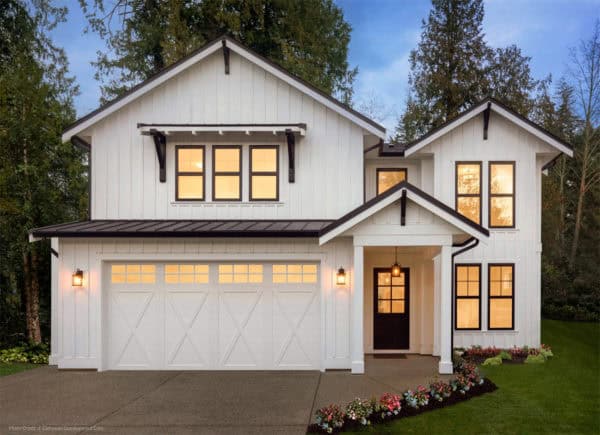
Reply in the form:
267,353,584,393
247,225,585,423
30,36,572,374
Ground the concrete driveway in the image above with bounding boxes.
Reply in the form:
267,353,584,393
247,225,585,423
0,355,445,435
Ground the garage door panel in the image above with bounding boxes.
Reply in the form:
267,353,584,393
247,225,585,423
273,289,320,368
165,290,211,368
109,290,162,369
219,289,267,368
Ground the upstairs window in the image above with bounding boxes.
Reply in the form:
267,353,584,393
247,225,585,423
456,162,481,224
377,168,407,195
455,264,480,330
250,146,279,201
489,162,515,228
213,146,241,201
176,146,204,200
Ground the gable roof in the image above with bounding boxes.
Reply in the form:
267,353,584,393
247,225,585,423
62,36,386,142
318,181,489,245
402,97,573,157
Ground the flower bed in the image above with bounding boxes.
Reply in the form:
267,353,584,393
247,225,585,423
461,344,553,365
308,362,497,433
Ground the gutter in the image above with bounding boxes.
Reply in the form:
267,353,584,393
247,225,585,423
450,237,480,365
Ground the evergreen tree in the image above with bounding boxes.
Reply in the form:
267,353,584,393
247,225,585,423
80,0,357,104
396,0,491,141
0,0,87,344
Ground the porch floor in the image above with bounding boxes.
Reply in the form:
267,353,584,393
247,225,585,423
312,354,452,415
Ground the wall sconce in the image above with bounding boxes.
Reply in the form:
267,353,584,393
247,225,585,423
72,269,84,287
391,247,402,277
336,267,346,286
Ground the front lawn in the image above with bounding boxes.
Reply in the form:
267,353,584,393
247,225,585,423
347,319,600,434
0,362,39,377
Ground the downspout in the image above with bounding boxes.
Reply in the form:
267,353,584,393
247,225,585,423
450,237,479,365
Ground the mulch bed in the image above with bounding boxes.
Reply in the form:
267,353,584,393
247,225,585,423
462,355,527,365
307,378,498,433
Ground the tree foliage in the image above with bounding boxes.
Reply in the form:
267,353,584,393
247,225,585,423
395,0,542,142
79,0,358,104
0,0,87,345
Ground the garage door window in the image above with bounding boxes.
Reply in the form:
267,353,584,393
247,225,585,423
165,264,209,284
219,264,263,283
111,264,155,284
272,264,318,283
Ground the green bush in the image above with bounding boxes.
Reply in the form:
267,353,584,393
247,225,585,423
525,354,546,364
482,356,503,366
498,350,512,360
0,342,49,364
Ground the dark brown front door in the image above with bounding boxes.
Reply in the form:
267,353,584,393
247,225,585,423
373,268,410,349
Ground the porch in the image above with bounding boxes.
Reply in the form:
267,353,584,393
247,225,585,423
318,182,490,374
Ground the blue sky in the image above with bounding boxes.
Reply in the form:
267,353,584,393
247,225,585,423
51,0,599,132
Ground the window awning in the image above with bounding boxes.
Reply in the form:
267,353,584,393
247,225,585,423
140,123,305,184
138,123,306,136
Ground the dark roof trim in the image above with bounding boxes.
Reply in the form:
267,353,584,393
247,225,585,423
542,153,563,171
71,135,90,151
403,96,573,152
64,35,384,136
30,219,333,239
319,181,490,238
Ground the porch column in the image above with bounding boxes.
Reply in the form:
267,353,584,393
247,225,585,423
439,244,453,374
351,244,364,374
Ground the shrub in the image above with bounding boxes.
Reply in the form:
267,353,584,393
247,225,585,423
482,356,503,366
525,354,546,364
429,380,452,402
345,397,373,425
0,342,49,364
315,404,345,433
540,344,554,359
498,350,512,360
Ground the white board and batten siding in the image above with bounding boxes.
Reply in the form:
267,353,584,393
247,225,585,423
412,111,561,348
88,50,366,221
50,237,356,371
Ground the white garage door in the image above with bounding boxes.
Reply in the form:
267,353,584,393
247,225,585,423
106,262,320,370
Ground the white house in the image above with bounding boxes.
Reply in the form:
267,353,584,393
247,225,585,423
30,36,573,374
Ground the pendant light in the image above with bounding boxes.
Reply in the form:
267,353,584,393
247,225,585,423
391,247,401,277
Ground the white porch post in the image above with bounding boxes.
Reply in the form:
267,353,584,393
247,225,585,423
351,244,364,374
439,244,453,374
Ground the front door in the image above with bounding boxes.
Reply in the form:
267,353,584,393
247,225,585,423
373,268,410,349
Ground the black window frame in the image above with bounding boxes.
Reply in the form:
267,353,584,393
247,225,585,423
175,145,205,201
212,145,242,201
376,168,408,196
454,263,481,331
249,145,279,201
488,263,515,330
488,161,516,229
455,161,482,225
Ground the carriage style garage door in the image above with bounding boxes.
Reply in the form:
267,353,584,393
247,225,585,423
106,262,320,370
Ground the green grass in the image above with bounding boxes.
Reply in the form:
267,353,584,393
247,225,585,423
0,362,39,377
349,320,600,434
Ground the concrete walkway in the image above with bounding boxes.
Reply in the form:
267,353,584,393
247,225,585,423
0,355,446,435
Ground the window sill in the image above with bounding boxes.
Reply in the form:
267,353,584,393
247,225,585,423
171,201,284,206
455,329,519,334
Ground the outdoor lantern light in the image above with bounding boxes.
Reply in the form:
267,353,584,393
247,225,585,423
72,269,84,287
336,267,346,285
391,247,402,277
